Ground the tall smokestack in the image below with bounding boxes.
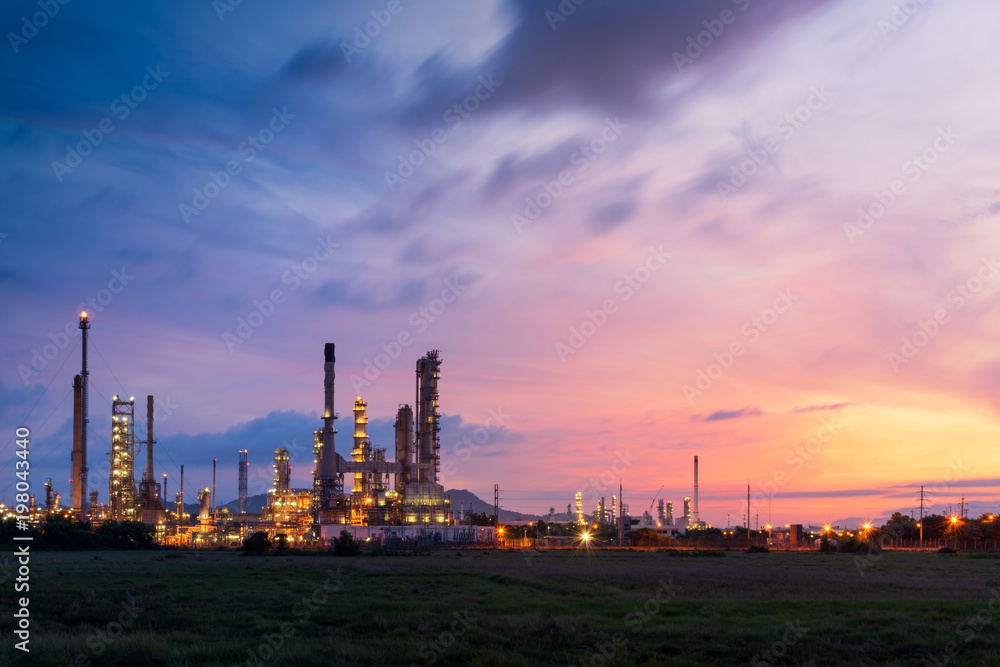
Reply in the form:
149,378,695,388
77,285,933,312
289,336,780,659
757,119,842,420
212,458,217,515
78,312,90,515
319,343,337,478
145,396,155,482
692,455,700,527
71,374,84,514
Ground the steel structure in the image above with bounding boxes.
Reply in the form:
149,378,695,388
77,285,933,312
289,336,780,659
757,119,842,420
109,396,139,521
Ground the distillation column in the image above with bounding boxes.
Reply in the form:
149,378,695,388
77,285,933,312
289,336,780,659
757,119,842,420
109,396,138,521
274,447,291,495
352,397,372,496
238,450,248,514
414,350,441,484
393,404,414,492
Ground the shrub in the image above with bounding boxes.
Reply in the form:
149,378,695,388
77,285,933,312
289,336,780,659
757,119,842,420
332,530,362,557
242,531,271,555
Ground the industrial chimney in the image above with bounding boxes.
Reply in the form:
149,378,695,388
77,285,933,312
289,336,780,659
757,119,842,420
692,455,700,528
319,343,338,479
145,396,155,483
71,374,85,514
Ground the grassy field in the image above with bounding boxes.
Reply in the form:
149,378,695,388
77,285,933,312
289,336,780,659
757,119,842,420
3,547,1000,666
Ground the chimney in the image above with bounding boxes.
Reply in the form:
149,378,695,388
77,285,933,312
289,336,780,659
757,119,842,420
146,395,155,481
320,343,337,478
692,455,700,527
71,374,84,514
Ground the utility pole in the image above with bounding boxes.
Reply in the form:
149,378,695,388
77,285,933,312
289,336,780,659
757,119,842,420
493,483,499,549
747,483,751,548
920,486,924,548
618,481,623,548
915,485,933,549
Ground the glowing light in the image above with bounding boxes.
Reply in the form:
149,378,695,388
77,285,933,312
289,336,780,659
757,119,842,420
80,311,88,319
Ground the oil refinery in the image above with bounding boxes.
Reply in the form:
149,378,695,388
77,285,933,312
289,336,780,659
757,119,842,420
35,312,494,547
15,313,704,549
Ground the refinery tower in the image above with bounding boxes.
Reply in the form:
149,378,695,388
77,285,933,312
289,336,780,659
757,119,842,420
309,344,450,536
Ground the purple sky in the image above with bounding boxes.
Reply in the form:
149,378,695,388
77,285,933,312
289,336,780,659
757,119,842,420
2,0,999,526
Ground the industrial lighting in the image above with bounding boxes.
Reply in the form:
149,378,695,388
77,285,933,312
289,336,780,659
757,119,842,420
80,311,88,319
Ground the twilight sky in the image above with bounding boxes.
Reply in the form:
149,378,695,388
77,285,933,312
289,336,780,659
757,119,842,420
2,0,998,527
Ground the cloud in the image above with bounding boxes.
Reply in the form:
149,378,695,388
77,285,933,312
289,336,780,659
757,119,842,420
394,0,842,128
692,406,764,423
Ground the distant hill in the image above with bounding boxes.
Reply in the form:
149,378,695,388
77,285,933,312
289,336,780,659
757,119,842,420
445,488,545,522
220,493,268,514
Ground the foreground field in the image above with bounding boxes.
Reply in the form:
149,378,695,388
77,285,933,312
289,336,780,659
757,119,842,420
3,548,1000,666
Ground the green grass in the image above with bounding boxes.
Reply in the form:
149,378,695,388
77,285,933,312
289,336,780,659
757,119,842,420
3,549,1000,665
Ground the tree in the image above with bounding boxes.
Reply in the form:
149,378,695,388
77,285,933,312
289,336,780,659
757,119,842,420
274,533,289,551
881,512,918,541
242,531,271,555
469,512,494,526
332,530,362,556
631,528,659,547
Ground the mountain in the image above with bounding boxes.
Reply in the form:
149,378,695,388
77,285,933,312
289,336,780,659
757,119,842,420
219,493,268,514
446,488,545,522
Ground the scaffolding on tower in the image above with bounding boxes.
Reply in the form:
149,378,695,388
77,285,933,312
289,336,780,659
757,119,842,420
109,396,139,521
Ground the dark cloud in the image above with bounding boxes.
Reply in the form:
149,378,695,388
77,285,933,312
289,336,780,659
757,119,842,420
397,0,840,127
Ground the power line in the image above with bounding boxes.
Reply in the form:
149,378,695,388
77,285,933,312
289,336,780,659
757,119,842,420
0,335,80,461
